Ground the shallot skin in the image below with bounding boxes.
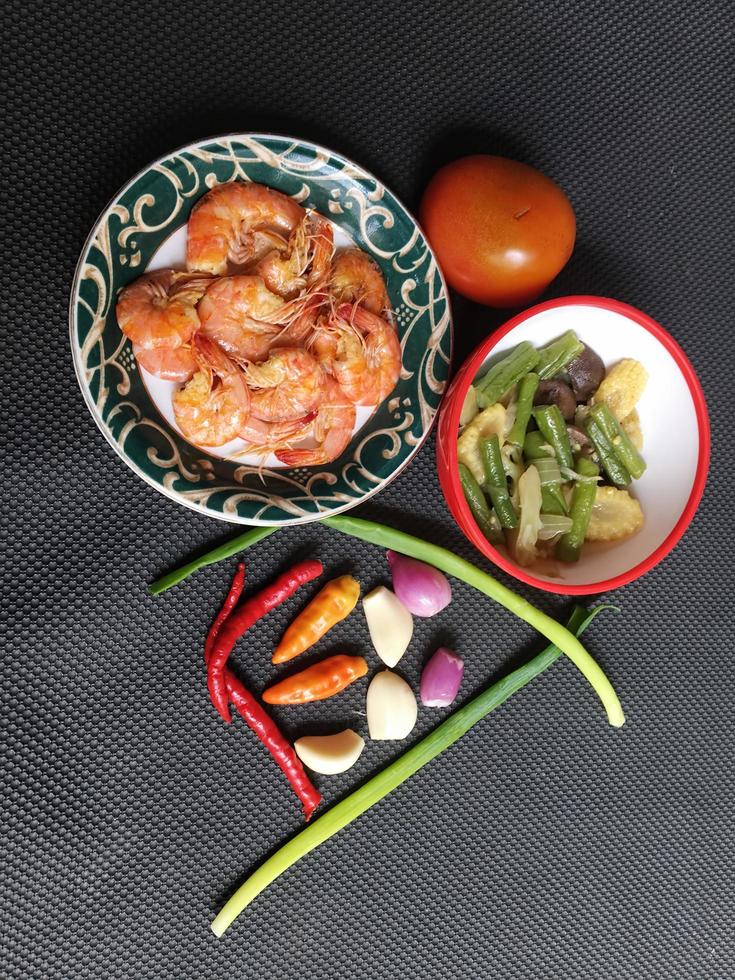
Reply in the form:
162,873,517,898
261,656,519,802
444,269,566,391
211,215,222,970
420,648,464,707
386,550,452,617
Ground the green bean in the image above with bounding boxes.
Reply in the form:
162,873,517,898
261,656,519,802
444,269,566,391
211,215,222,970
507,372,540,447
480,436,518,529
476,342,540,408
148,526,279,595
323,514,625,728
533,404,574,470
539,487,568,516
589,403,646,480
486,509,504,542
584,416,631,487
523,430,554,459
532,457,570,516
459,463,504,543
524,430,568,515
556,457,600,562
211,604,615,934
536,330,584,380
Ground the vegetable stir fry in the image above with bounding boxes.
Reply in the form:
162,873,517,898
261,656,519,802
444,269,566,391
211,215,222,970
459,332,648,567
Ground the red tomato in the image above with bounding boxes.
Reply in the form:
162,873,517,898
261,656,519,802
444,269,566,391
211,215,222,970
419,155,576,308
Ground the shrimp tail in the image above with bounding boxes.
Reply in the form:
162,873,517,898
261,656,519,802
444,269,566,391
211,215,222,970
193,333,233,374
239,412,317,453
275,448,327,467
336,302,388,333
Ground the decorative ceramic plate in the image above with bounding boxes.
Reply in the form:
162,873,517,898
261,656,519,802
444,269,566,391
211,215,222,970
70,134,452,525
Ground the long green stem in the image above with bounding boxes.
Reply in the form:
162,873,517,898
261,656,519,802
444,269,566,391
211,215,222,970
148,526,278,595
148,513,624,727
323,515,625,728
211,604,612,936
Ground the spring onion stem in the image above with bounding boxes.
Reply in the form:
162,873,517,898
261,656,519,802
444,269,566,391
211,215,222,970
323,515,625,728
148,514,624,727
211,604,613,936
147,526,279,595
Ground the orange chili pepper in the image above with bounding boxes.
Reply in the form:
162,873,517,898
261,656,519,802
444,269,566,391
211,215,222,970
262,654,368,705
272,574,361,664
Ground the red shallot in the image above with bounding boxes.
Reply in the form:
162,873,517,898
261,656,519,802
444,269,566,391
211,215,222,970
386,550,452,617
420,648,464,707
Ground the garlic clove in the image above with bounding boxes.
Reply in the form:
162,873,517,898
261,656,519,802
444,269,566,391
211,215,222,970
366,670,418,740
362,586,413,667
294,729,365,775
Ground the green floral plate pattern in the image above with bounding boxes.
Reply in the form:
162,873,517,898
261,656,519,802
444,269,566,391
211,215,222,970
70,134,452,525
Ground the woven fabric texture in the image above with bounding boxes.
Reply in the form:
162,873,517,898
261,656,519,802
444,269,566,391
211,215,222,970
3,1,734,978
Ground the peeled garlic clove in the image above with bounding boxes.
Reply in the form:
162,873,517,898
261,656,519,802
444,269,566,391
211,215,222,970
366,670,418,740
294,729,365,775
362,586,413,667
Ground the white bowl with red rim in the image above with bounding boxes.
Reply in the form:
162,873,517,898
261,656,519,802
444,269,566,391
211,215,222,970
436,296,710,594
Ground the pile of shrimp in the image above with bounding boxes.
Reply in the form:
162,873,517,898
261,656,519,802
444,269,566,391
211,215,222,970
115,182,401,466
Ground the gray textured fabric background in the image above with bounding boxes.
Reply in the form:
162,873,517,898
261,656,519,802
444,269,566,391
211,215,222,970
4,1,734,978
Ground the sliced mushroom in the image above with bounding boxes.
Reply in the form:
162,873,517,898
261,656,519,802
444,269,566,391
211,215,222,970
566,425,594,455
533,379,576,421
567,346,606,401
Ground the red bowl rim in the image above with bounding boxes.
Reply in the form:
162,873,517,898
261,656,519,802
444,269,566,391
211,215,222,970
438,295,711,595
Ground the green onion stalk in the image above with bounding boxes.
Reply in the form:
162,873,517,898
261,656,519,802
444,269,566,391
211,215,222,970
211,604,613,936
149,515,624,729
148,527,278,595
323,515,625,728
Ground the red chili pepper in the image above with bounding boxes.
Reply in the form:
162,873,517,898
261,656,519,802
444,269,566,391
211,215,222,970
204,563,245,666
223,668,322,821
208,559,324,723
204,563,322,821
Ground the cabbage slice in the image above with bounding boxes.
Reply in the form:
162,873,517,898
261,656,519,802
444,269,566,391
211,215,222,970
508,464,543,566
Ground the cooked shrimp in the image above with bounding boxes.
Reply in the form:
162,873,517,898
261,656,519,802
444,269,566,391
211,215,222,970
272,293,324,349
197,276,286,363
329,248,389,314
133,343,198,382
256,212,335,298
187,182,305,276
239,413,315,452
306,213,336,287
255,227,307,299
308,317,339,371
116,269,208,349
316,303,401,405
172,336,250,447
276,377,356,467
244,348,325,422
